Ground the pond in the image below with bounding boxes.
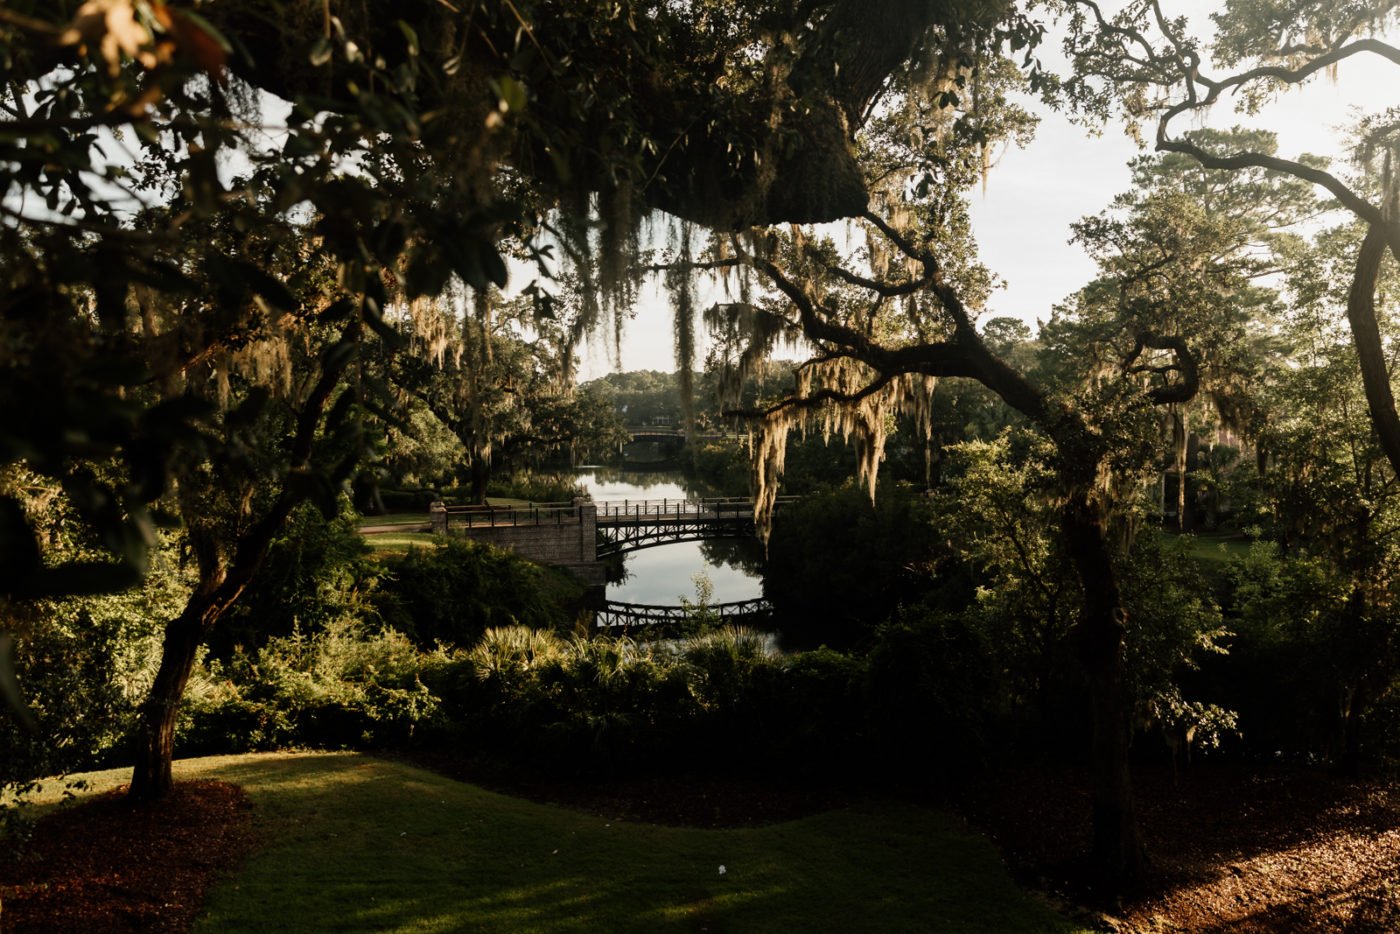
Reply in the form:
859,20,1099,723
575,467,765,606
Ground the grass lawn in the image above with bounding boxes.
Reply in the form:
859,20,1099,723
44,752,1081,933
359,513,434,529
363,531,443,555
1158,530,1254,566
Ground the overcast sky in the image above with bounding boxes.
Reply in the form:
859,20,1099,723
575,10,1397,381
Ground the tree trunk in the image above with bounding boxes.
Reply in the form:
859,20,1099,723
1062,493,1147,889
129,607,209,800
469,459,490,505
1346,224,1400,478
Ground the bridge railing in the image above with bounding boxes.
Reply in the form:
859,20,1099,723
434,501,580,530
594,597,772,630
431,495,802,532
593,496,800,523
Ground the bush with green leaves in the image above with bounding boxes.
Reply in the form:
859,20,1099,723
209,502,383,658
1207,543,1398,764
446,625,867,776
180,616,454,754
482,471,585,504
1120,534,1237,755
765,486,940,649
1,539,187,849
373,537,586,647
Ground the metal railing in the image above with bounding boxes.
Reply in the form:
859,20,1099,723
433,501,579,530
430,495,801,532
594,597,773,629
593,496,799,524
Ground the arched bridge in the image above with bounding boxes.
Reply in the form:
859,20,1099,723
623,426,746,445
593,497,798,558
430,496,799,579
625,427,687,445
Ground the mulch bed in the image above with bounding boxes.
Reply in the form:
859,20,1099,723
1,760,1395,932
0,781,254,934
960,763,1400,932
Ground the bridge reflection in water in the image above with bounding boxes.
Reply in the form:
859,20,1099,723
593,596,773,632
432,496,795,630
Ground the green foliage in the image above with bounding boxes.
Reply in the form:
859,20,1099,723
483,471,585,503
1208,543,1393,761
765,486,939,648
181,617,453,754
373,538,585,647
1119,534,1237,750
210,503,381,657
1,542,188,848
449,625,868,777
866,608,1005,772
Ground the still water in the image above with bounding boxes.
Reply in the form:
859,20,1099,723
575,467,764,605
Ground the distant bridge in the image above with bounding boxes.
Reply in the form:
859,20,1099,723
623,426,745,445
594,597,772,631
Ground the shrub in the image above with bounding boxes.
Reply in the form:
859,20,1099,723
483,471,585,503
374,538,584,647
765,487,938,649
866,608,1004,775
180,617,452,753
211,502,381,657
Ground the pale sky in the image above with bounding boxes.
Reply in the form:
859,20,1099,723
575,10,1397,381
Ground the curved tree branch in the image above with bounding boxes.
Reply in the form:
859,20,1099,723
1346,222,1400,476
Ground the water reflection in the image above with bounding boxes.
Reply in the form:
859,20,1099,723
576,467,763,605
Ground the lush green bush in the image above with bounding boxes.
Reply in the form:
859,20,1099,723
210,503,382,658
865,608,1005,775
373,537,586,647
482,471,585,503
765,486,939,649
1,541,185,849
180,616,454,754
442,625,870,777
1203,543,1390,764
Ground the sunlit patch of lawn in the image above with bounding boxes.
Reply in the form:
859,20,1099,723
363,532,443,555
359,513,433,529
52,752,1083,933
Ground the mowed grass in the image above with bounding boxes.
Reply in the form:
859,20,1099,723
363,531,442,555
360,513,434,529
45,752,1081,933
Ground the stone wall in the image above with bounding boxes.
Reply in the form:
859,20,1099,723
449,499,605,583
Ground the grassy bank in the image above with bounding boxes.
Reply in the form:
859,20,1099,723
42,752,1079,933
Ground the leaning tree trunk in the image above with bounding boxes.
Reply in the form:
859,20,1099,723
129,605,212,800
1062,489,1147,888
1345,224,1400,478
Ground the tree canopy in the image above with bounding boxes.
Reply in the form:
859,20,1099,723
4,0,1400,895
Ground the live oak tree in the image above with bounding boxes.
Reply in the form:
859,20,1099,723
384,290,629,503
1053,0,1400,475
686,73,1300,889
3,1,1016,798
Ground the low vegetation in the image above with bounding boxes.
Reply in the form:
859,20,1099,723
14,752,1079,934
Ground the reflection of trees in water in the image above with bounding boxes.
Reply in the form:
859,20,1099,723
699,537,765,576
577,467,723,498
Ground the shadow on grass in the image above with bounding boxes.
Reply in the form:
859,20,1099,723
170,752,1079,933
